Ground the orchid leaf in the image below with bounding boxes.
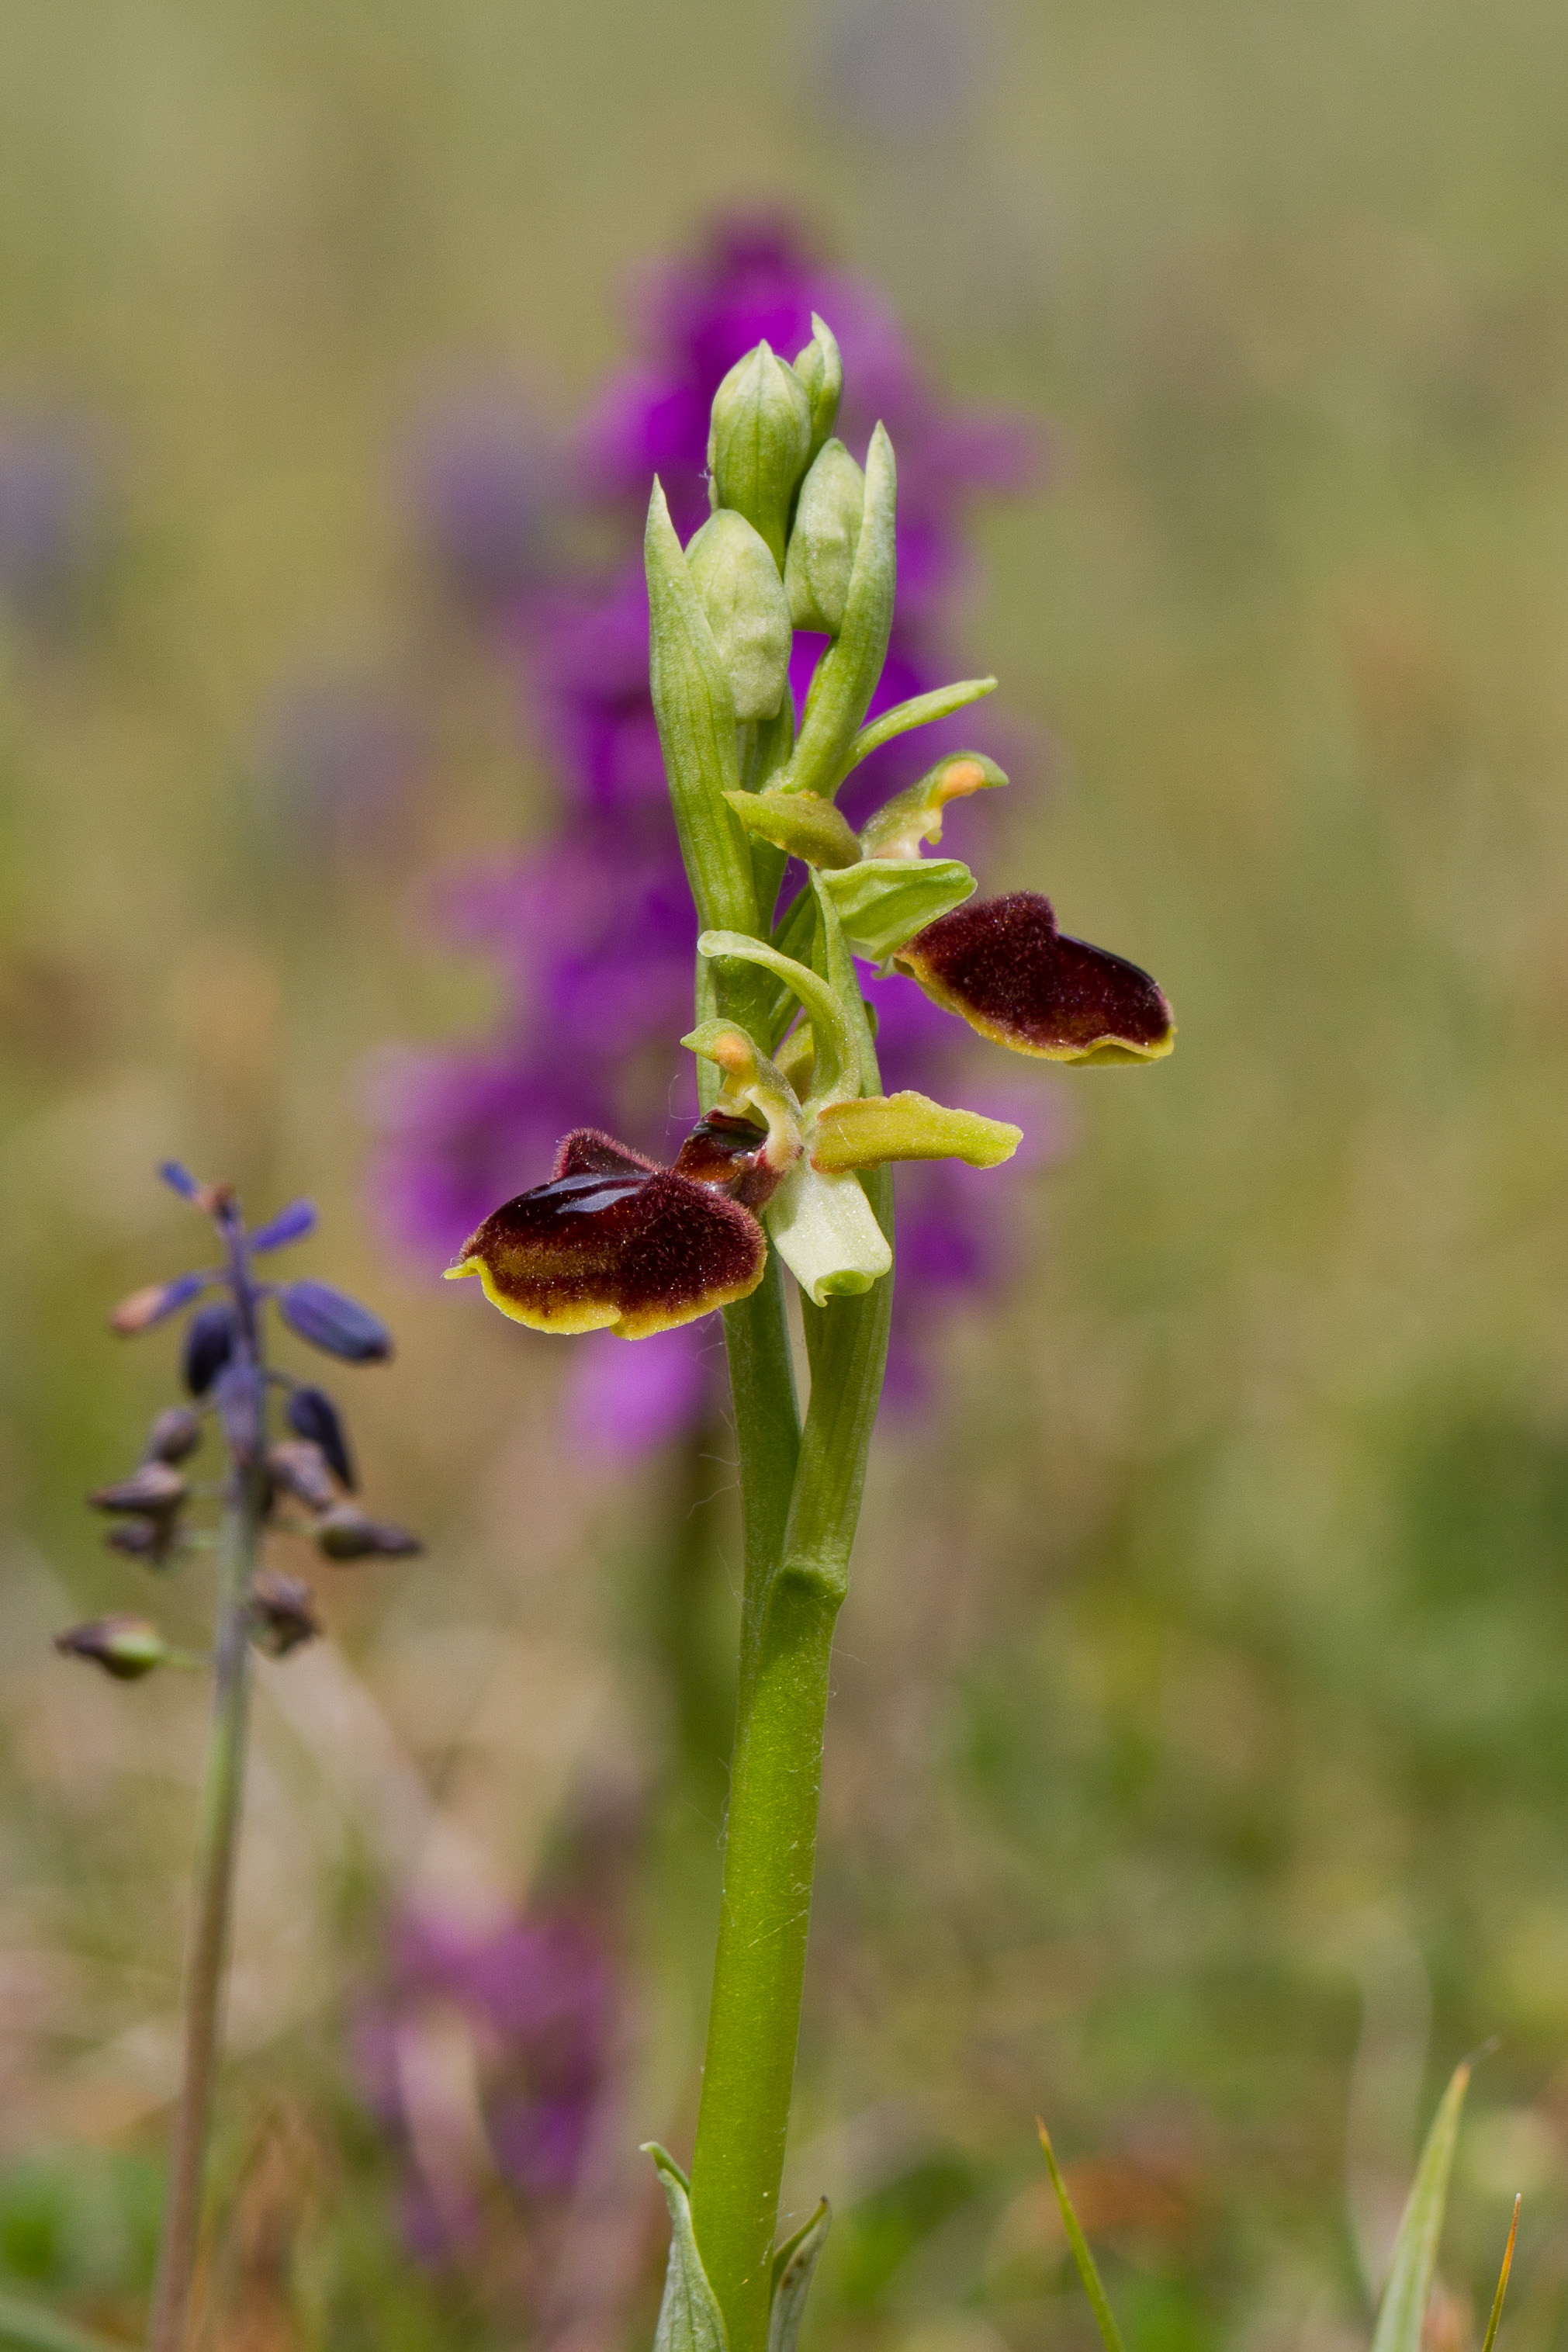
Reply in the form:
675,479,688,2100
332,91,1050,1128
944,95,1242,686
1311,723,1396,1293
811,1091,1021,1173
845,676,997,772
768,2201,831,2352
645,2146,730,2352
1370,2063,1470,2352
818,856,976,961
1037,2120,1129,2352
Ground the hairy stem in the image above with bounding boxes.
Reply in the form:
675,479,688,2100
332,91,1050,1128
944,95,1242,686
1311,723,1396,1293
144,1474,261,2352
691,1171,893,2352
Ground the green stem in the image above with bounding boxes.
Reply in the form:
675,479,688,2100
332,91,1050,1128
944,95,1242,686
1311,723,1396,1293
690,1171,892,2352
144,1466,263,2352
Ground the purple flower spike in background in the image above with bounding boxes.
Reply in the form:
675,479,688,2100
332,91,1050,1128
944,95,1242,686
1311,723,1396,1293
372,216,1054,1452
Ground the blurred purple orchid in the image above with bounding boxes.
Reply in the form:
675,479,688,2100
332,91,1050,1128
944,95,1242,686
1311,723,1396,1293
372,216,1063,1449
351,1905,614,2270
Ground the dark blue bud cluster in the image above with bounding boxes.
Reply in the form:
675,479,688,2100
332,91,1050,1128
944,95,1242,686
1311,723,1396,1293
57,1166,421,1680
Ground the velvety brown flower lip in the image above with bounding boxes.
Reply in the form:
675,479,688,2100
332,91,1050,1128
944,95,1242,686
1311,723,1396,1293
447,1127,767,1338
895,890,1174,1064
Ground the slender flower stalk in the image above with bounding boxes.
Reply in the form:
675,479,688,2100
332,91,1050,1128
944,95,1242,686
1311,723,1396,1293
146,1470,261,2352
47,1165,418,2352
448,317,1173,2352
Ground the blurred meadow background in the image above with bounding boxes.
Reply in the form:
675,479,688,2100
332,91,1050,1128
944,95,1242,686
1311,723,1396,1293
4,0,1568,2345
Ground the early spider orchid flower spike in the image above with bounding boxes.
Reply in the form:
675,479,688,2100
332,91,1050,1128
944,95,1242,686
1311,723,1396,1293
893,889,1175,1064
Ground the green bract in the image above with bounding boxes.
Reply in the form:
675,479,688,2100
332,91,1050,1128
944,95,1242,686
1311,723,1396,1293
784,438,865,636
722,788,861,869
687,510,794,722
817,854,978,960
774,423,897,800
706,341,813,570
791,313,843,462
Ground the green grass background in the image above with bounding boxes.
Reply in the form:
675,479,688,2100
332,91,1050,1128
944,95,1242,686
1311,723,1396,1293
3,1,1568,2345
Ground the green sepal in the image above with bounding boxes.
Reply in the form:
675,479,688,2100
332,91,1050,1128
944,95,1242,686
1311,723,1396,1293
1371,2063,1471,2352
792,313,843,461
773,424,897,801
686,509,793,722
811,1091,1021,1173
765,1158,891,1306
706,342,812,569
681,1020,807,1169
723,789,861,870
844,676,998,774
818,857,977,961
858,750,1008,860
768,2202,832,2352
644,2146,730,2352
645,482,759,941
784,439,864,636
697,929,861,1110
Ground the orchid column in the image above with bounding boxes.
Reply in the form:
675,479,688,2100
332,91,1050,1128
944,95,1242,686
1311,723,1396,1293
447,320,1174,2352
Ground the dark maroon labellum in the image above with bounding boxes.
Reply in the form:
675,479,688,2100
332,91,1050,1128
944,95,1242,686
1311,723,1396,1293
286,1384,356,1489
895,891,1174,1065
183,1301,237,1396
448,1151,767,1339
275,1280,393,1364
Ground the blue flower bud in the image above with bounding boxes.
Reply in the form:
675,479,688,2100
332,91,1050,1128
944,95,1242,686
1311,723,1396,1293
158,1160,202,1200
784,439,865,636
248,1571,321,1657
706,341,812,569
315,1504,422,1560
145,1405,202,1464
684,510,792,722
286,1384,356,1488
213,1360,263,1464
90,1460,186,1515
275,1280,393,1363
249,1198,318,1252
109,1271,207,1335
182,1301,237,1396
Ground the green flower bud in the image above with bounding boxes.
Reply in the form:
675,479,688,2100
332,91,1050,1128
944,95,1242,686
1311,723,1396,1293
792,313,843,460
706,341,812,568
685,510,792,722
784,439,865,636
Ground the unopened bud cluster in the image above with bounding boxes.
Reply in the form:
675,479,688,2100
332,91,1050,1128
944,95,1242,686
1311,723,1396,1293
57,1162,421,1684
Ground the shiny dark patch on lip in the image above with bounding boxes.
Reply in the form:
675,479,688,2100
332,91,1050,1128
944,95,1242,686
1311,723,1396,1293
895,891,1174,1064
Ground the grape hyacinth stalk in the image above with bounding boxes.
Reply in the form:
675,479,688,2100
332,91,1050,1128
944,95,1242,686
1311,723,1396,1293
48,1166,418,2352
445,324,1174,2350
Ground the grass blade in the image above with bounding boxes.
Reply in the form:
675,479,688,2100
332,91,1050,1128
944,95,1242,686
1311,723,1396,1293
1369,2062,1470,2352
1037,2118,1129,2352
1480,2194,1521,2352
